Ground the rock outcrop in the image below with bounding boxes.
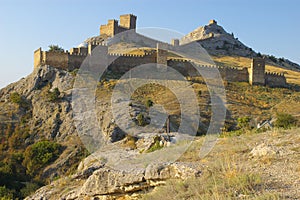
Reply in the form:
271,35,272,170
26,157,201,200
181,20,255,57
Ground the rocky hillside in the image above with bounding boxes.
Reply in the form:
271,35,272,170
1,64,299,199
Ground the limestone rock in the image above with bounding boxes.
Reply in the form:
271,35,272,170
26,161,201,200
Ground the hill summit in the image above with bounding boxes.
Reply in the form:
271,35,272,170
181,19,256,57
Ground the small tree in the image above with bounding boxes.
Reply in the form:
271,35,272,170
274,113,297,129
48,45,64,52
23,141,62,176
257,52,262,58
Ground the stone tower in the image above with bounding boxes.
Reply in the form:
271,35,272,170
100,14,137,37
119,14,137,30
171,39,180,46
249,58,265,85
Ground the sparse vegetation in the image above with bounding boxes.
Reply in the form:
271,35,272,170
145,99,154,108
48,45,64,52
123,135,138,150
47,88,60,102
237,116,252,130
9,92,29,108
143,155,278,200
274,112,297,129
136,113,146,126
146,136,163,153
268,55,277,63
10,92,22,104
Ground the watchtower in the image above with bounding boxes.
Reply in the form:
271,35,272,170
249,58,265,85
100,14,137,37
120,14,137,30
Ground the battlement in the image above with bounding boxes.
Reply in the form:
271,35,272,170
100,14,137,37
33,14,287,88
265,72,285,77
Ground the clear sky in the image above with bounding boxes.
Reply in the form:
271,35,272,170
0,0,299,88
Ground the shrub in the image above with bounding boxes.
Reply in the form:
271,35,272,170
123,135,138,150
20,182,40,197
237,116,252,130
136,113,145,126
146,136,163,153
23,141,62,175
279,57,285,63
0,186,14,200
47,88,60,102
268,55,277,63
274,113,297,129
9,92,29,109
48,45,64,52
145,99,154,108
10,92,22,104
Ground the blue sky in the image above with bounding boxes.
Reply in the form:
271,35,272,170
0,0,299,88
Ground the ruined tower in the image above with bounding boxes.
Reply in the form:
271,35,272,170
100,14,137,37
119,14,137,30
249,58,265,85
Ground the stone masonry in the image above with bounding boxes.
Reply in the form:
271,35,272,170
33,14,287,88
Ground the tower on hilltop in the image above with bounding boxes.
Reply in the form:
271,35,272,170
120,14,137,30
100,14,137,37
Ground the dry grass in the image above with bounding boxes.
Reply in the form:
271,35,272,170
143,128,300,199
143,154,279,200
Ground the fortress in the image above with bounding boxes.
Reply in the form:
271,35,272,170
34,14,287,87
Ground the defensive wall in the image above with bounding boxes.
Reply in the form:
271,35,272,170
33,14,287,88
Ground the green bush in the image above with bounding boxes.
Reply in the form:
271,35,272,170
47,88,60,102
20,182,40,197
146,136,163,153
0,186,14,200
137,113,145,126
268,55,277,63
48,45,64,52
10,92,22,104
145,99,154,108
274,113,297,129
23,141,62,175
237,116,252,130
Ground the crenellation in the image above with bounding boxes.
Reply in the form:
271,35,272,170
32,14,287,88
100,14,137,37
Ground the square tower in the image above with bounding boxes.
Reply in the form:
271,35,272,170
100,19,119,37
249,58,265,85
119,14,137,30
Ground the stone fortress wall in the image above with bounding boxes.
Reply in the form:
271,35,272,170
33,14,287,88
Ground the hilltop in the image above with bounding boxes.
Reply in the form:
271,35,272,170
181,20,300,73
